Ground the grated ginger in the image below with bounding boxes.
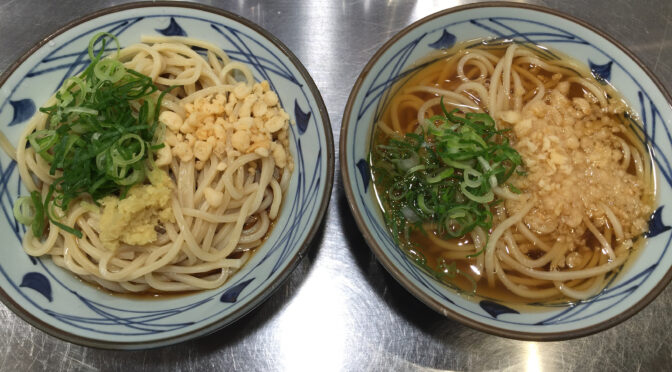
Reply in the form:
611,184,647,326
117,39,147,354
99,169,175,251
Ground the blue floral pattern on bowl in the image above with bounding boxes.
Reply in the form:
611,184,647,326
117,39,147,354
0,4,333,349
342,4,672,339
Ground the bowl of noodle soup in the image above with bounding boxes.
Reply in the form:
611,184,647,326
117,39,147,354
341,2,672,340
0,3,333,348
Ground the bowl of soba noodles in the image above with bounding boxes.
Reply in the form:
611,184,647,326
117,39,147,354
341,2,672,340
0,2,333,349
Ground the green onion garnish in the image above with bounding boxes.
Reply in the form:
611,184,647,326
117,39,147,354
372,99,523,255
14,32,168,238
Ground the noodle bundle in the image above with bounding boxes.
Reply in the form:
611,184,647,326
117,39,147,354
371,40,654,302
14,35,293,293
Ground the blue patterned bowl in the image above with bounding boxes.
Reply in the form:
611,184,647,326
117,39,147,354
341,3,672,340
0,3,333,349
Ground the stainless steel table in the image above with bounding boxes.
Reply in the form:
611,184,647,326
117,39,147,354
1,0,670,370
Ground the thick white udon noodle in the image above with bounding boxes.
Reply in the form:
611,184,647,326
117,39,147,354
378,43,651,301
16,36,291,293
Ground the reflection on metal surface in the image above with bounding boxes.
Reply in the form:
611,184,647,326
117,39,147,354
279,270,346,372
526,342,542,372
412,0,467,20
302,0,336,81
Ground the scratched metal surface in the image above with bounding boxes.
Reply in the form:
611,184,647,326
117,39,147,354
0,0,671,371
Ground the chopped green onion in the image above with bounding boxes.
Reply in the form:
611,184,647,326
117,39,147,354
460,183,494,203
372,97,524,275
426,168,453,183
29,191,45,238
14,33,167,238
110,134,145,167
93,59,125,82
508,183,522,194
406,164,426,174
13,196,35,225
462,167,482,188
62,107,99,115
417,194,434,214
27,130,58,154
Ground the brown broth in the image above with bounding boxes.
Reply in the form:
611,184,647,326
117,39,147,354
370,39,655,305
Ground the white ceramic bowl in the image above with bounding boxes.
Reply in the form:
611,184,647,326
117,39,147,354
0,2,333,349
341,2,672,340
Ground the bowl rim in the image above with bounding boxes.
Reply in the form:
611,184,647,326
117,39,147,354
0,1,334,350
340,1,672,341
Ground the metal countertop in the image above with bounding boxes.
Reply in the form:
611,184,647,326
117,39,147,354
0,0,671,371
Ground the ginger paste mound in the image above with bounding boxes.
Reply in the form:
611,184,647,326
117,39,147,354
99,169,175,251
